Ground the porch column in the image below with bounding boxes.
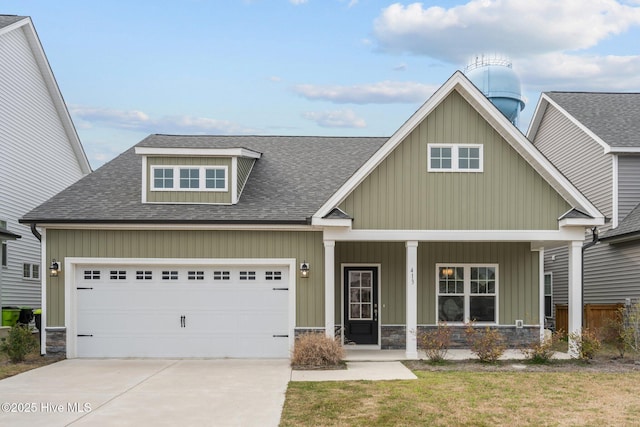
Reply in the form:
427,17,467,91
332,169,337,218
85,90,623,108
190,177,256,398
567,240,583,357
324,240,336,339
406,241,418,359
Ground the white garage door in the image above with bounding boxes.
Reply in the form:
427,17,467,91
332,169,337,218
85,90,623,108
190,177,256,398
74,264,290,358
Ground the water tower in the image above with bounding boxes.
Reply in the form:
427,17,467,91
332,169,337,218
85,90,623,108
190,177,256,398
464,55,525,125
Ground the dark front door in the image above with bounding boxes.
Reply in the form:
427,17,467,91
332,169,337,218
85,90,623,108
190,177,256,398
343,266,378,345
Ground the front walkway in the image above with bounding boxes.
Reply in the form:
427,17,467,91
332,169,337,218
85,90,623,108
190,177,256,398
290,349,572,382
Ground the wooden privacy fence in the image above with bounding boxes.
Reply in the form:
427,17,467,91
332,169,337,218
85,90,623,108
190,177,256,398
554,303,624,334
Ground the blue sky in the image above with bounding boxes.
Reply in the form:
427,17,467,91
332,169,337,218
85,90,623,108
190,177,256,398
6,0,640,168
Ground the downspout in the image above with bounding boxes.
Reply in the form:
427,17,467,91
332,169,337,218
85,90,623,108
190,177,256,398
581,227,599,327
30,223,41,241
29,223,43,355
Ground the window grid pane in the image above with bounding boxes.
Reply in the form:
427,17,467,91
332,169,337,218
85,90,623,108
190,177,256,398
179,168,199,189
206,169,226,189
154,168,174,189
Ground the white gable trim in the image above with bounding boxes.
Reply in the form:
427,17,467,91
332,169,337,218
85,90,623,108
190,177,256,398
314,71,603,222
4,17,91,174
527,94,611,153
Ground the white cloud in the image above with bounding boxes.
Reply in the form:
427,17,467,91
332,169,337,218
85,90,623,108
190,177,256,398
293,81,437,104
373,0,640,63
302,109,366,128
518,53,640,91
289,0,308,4
70,105,258,135
393,63,407,71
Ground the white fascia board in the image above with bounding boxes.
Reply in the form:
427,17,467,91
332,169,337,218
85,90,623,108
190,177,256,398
313,72,603,222
311,217,352,227
608,147,640,153
19,18,92,174
524,95,548,140
558,217,605,227
135,147,262,158
37,223,316,231
323,228,587,242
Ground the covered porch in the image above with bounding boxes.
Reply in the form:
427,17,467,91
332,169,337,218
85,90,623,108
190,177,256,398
321,231,588,358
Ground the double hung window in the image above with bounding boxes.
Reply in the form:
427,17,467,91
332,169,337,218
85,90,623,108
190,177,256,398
428,144,483,172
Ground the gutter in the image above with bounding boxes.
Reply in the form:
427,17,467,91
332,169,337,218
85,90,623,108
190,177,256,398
581,227,599,327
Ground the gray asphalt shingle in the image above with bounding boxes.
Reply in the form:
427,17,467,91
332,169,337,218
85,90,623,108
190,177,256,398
601,202,640,242
0,15,26,29
546,92,640,148
21,134,388,224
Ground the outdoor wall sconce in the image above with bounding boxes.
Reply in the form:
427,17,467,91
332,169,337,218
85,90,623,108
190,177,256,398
299,261,310,279
50,259,61,277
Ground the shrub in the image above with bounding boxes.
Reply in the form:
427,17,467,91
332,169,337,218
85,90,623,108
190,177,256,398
0,325,38,363
418,323,451,362
522,330,563,364
602,308,629,358
465,324,506,363
568,328,601,361
624,300,640,354
291,332,344,368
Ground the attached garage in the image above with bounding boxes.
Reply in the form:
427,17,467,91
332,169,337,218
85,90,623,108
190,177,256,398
64,258,296,358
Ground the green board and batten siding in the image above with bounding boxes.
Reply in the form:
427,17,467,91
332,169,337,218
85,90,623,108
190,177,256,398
146,157,233,204
335,241,539,325
339,90,571,230
46,229,323,327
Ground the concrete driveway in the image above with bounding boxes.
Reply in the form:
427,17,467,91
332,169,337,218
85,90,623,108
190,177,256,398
0,359,291,427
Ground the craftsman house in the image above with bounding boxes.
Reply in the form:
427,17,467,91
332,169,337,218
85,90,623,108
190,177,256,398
21,72,603,358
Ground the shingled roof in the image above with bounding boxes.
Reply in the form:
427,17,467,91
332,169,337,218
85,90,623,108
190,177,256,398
21,135,388,225
545,92,640,148
601,202,640,243
0,15,27,29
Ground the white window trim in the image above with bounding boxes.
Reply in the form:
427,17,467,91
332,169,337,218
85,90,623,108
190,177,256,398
23,263,41,280
150,166,229,192
428,143,483,172
435,263,498,324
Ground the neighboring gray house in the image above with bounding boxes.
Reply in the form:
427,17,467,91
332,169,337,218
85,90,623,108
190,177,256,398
0,15,91,311
527,92,640,322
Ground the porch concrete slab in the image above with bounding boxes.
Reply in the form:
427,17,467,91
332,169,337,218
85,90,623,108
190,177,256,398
345,349,573,361
0,359,290,427
290,361,417,382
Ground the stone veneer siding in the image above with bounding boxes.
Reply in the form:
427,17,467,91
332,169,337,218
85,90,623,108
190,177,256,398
382,325,540,349
45,328,66,355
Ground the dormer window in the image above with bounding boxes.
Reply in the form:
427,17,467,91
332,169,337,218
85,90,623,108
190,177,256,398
136,146,261,205
151,166,228,192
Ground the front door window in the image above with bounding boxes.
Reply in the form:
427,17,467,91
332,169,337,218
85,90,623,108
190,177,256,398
349,271,372,320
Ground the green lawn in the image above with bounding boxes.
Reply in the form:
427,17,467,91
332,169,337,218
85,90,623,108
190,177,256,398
281,370,640,426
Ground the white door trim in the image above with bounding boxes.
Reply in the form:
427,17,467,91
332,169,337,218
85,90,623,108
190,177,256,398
64,257,296,358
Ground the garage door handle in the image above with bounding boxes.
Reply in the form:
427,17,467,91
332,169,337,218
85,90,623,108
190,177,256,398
78,334,93,337
272,287,288,291
180,315,186,328
273,335,288,338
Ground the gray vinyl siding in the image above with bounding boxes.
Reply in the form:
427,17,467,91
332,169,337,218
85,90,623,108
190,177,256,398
146,157,232,204
533,105,613,230
340,90,570,230
237,157,255,198
546,242,640,308
0,25,87,307
335,241,540,326
617,155,640,222
45,229,324,328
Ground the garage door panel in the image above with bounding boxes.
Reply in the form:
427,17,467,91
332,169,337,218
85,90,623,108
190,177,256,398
75,264,290,358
